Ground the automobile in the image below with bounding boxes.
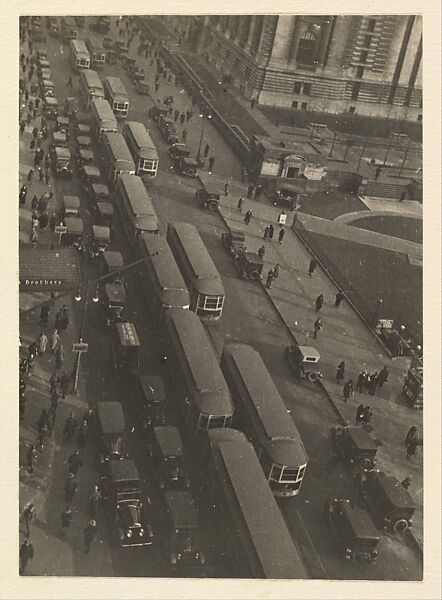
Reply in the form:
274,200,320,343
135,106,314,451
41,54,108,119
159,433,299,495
61,195,80,219
135,79,150,95
80,164,103,195
101,250,124,282
195,173,222,211
110,321,140,377
360,470,416,532
162,491,205,569
96,202,114,229
324,499,380,561
148,426,190,490
332,426,378,476
41,80,56,99
43,97,59,120
221,229,246,257
91,183,110,206
106,50,118,66
103,36,114,49
48,17,59,36
39,68,52,82
131,70,145,84
159,116,175,136
286,344,322,382
270,189,298,211
102,282,126,327
100,459,154,548
64,96,79,119
52,146,71,177
176,157,198,177
76,135,92,151
75,122,91,137
123,57,137,71
63,217,84,248
149,105,169,122
37,49,48,61
114,40,129,54
96,401,127,462
90,224,111,256
52,131,68,148
77,148,95,167
37,59,50,73
169,143,190,162
56,116,70,135
135,375,167,433
233,251,264,281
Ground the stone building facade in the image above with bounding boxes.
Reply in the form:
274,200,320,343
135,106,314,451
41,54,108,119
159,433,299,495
167,15,422,122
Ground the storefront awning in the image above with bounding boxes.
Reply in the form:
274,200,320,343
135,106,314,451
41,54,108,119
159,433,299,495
19,248,82,292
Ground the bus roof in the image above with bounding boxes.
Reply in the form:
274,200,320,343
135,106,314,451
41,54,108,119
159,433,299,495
138,375,166,402
104,76,129,99
153,426,183,457
103,132,135,169
115,321,140,347
91,98,117,123
125,121,158,160
117,174,157,217
70,39,89,55
81,69,103,90
167,222,225,297
213,440,308,579
110,459,140,483
208,427,248,448
165,491,198,528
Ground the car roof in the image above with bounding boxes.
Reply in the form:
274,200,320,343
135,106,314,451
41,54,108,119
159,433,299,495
337,500,379,539
83,165,101,177
229,229,246,239
154,425,183,456
104,282,126,302
103,250,123,268
54,146,70,158
65,217,83,233
63,195,80,207
110,459,140,482
96,202,114,215
243,251,264,264
92,224,110,238
165,491,197,528
197,173,222,195
369,471,416,510
96,401,125,433
139,375,166,402
346,427,378,451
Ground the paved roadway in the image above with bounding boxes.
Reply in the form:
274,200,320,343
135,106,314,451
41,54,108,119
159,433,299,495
30,16,421,580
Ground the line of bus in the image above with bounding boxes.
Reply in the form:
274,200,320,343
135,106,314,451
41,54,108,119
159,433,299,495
137,233,190,321
79,69,104,109
161,309,233,436
102,132,136,186
103,76,129,119
205,429,309,579
221,343,308,497
90,98,118,142
70,39,90,71
85,38,106,70
61,17,78,41
123,121,159,178
114,174,159,244
166,222,225,321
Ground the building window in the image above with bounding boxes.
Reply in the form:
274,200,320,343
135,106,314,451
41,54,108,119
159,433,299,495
303,82,312,96
366,18,376,32
351,82,361,101
293,81,302,94
363,35,372,48
301,102,308,110
349,106,356,113
292,101,298,109
417,114,422,121
296,31,317,65
360,50,368,63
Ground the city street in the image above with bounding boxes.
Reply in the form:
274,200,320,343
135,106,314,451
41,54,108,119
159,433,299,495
18,15,423,581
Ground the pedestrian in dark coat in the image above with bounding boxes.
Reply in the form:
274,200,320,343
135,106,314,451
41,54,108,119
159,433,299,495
55,344,65,369
22,503,37,537
182,128,188,143
309,258,317,276
278,226,285,244
401,475,412,490
179,112,185,125
237,196,244,212
263,226,270,241
83,520,98,553
368,372,378,395
89,486,102,518
405,426,418,448
243,210,252,225
31,195,38,210
343,380,354,403
61,506,73,536
77,420,88,448
315,294,324,312
174,109,179,122
335,290,344,308
20,121,26,134
246,183,254,199
54,309,63,331
19,539,34,575
65,473,78,504
377,366,389,387
336,361,345,383
268,224,274,241
356,370,367,393
208,156,215,172
27,169,34,182
59,371,70,398
67,450,83,476
265,269,275,289
406,436,419,460
59,306,69,330
258,245,265,260
203,144,210,159
254,185,263,201
44,170,50,185
63,412,77,442
83,408,94,428
313,317,322,339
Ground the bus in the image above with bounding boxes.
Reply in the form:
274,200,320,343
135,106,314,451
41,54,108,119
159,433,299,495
85,38,106,70
221,343,308,497
115,174,159,244
205,429,309,579
61,17,78,41
70,39,90,71
161,309,233,436
90,98,118,142
166,222,225,321
102,132,136,186
137,233,190,321
79,69,104,108
103,76,129,119
123,121,159,178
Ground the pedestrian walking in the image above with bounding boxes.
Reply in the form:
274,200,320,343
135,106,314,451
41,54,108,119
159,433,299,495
21,504,37,537
401,475,412,490
356,370,367,393
241,165,248,183
55,343,65,369
64,412,78,442
49,371,59,395
313,317,322,339
65,473,78,504
208,156,215,172
30,229,38,247
268,224,274,241
179,112,185,125
182,128,188,143
265,269,275,289
20,184,28,202
77,420,88,448
250,97,256,110
37,332,48,354
44,170,50,185
246,183,254,199
374,166,382,180
336,361,345,383
257,245,265,260
59,370,70,398
237,196,244,213
60,306,69,331
89,486,102,518
368,372,378,395
355,403,365,425
174,109,179,122
55,308,63,331
377,366,389,388
244,210,252,225
49,212,58,231
60,506,73,536
19,539,34,575
263,225,270,241
37,409,49,434
67,75,72,88
343,379,354,403
335,290,344,308
38,166,43,181
278,226,285,244
273,263,280,279
224,181,229,196
67,449,83,476
405,426,418,448
315,294,324,312
83,520,98,554
31,195,38,210
203,144,210,159
27,444,38,474
83,408,94,428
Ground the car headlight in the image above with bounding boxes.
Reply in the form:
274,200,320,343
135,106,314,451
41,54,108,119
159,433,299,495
126,530,132,538
139,528,144,536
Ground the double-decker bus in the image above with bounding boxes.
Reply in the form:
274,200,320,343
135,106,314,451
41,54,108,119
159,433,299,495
61,17,78,41
166,222,225,321
123,121,159,178
161,309,233,436
102,132,136,186
85,38,106,70
70,39,90,71
205,429,309,579
221,343,308,497
137,233,190,321
103,76,129,119
79,69,104,109
115,174,159,244
90,98,118,142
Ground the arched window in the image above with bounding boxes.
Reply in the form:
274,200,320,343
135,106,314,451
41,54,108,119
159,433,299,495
296,31,317,65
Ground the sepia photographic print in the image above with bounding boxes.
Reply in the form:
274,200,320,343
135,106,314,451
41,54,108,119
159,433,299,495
4,1,441,598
